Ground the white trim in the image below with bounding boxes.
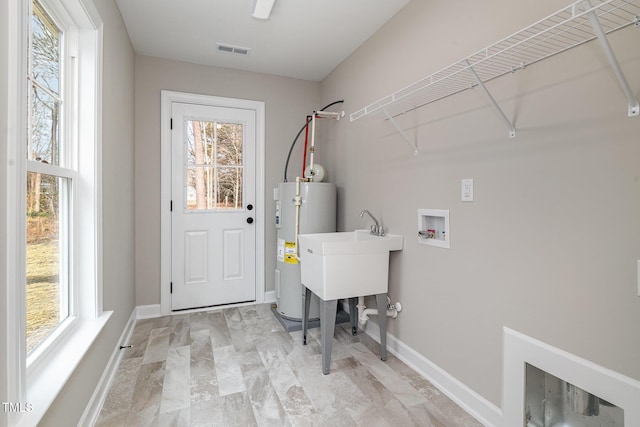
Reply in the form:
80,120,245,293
25,160,77,178
502,327,640,427
77,0,104,317
18,311,112,427
6,0,29,417
160,90,266,316
75,0,103,319
136,304,162,320
361,320,502,427
264,290,276,304
78,309,137,427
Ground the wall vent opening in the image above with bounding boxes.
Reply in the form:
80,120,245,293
216,43,251,56
525,363,624,426
503,328,640,426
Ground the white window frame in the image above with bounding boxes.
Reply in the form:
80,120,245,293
6,0,110,424
26,0,74,360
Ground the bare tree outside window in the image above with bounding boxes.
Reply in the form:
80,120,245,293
26,0,68,353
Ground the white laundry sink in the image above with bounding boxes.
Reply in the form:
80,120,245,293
298,230,403,301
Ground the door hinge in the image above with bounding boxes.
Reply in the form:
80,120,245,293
170,200,173,211
170,282,173,293
170,118,173,130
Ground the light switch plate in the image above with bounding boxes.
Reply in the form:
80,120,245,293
461,179,473,202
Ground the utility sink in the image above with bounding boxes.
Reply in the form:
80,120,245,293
298,230,404,301
299,229,404,374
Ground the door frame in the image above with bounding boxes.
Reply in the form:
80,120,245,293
160,90,265,315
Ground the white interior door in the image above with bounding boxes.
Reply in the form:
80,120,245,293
171,102,256,310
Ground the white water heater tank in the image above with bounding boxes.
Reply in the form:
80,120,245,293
275,182,336,320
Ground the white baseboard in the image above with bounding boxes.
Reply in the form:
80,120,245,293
264,290,276,304
362,320,502,427
136,304,161,319
78,308,137,427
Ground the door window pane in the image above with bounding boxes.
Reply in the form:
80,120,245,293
216,123,243,166
217,167,242,209
186,166,213,210
26,172,69,353
185,120,244,211
186,119,213,165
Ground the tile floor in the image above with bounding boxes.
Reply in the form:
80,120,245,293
95,303,483,427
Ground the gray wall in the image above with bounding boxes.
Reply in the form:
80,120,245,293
321,0,640,407
10,0,136,425
134,56,321,305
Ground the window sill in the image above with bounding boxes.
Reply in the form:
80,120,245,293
16,311,112,427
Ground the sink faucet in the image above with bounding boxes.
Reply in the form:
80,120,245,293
360,210,384,236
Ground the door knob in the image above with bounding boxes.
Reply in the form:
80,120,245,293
247,217,254,224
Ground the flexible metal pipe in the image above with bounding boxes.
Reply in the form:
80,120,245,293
282,100,343,183
302,115,310,176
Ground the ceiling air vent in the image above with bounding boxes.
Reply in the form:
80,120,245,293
216,43,251,56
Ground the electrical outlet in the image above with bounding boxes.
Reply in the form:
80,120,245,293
461,179,474,202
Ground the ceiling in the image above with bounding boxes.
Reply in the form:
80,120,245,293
115,0,410,82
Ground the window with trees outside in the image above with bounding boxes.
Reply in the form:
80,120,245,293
8,0,104,421
26,0,71,354
186,120,244,211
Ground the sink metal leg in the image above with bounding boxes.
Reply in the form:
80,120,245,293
348,297,358,336
302,287,311,345
320,298,337,375
375,293,388,361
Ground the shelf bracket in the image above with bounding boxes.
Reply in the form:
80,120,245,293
382,108,419,155
466,60,516,138
584,1,639,117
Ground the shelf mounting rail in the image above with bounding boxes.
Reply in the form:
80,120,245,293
465,59,517,138
584,0,640,116
382,108,419,155
350,0,640,149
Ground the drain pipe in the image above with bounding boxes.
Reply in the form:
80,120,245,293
293,176,308,261
357,295,402,327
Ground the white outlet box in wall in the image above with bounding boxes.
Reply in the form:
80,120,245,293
418,209,450,249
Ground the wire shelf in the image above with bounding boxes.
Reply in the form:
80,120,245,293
350,0,640,122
